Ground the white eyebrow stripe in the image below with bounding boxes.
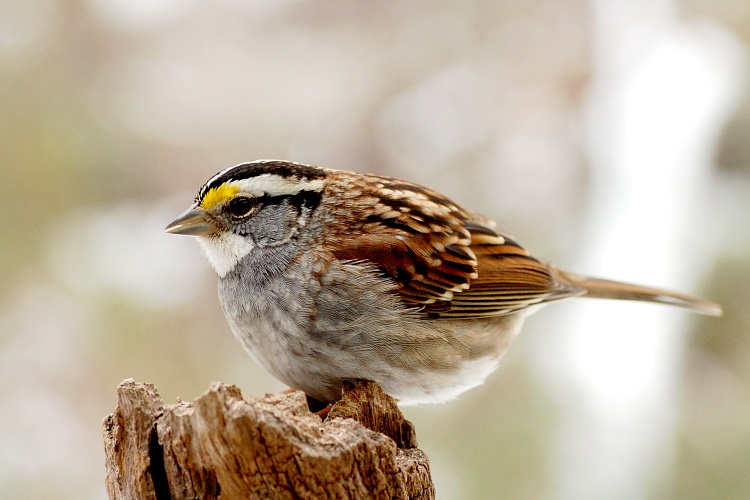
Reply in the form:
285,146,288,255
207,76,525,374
235,174,324,197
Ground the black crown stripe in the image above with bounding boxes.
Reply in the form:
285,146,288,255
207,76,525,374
197,161,327,202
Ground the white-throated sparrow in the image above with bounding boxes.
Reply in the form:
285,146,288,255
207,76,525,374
166,160,722,405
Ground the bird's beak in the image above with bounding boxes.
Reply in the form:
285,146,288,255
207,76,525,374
165,205,213,236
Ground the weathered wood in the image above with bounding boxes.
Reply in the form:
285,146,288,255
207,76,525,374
102,379,434,499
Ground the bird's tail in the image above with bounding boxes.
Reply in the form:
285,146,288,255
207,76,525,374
552,268,723,316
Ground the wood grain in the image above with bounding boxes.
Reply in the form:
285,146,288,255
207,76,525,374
103,379,434,499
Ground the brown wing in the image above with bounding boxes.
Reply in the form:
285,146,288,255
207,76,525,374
326,172,583,318
429,222,584,317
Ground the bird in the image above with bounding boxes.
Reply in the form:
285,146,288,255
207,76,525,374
166,159,722,405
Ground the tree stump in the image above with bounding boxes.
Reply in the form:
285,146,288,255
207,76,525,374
102,379,434,499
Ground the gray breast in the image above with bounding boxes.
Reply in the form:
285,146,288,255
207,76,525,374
219,253,524,404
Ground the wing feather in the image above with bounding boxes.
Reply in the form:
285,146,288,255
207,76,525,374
326,172,582,317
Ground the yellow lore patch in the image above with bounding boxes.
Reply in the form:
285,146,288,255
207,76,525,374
200,183,240,210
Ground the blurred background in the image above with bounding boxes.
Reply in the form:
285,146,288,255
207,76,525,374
1,0,749,498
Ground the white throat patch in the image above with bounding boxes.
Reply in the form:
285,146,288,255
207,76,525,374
197,231,255,277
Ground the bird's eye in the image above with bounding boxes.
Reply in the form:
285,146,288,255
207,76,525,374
226,197,255,218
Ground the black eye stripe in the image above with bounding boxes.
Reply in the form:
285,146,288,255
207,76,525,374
256,190,322,211
225,190,322,220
